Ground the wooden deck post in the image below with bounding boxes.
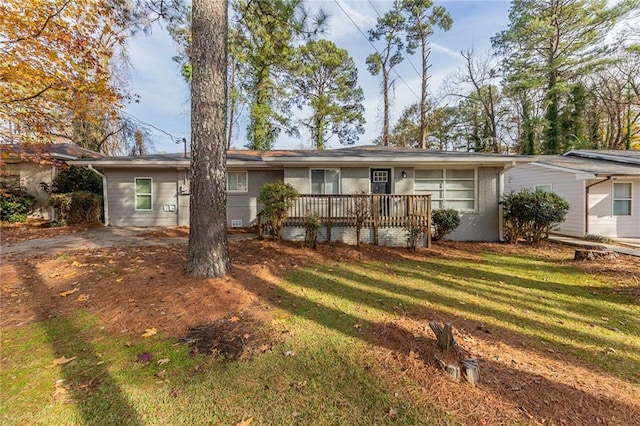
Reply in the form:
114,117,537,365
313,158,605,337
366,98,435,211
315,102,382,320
326,197,332,243
372,195,379,245
426,196,432,248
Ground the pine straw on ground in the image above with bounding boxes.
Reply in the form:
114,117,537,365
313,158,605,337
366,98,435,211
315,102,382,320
1,235,639,425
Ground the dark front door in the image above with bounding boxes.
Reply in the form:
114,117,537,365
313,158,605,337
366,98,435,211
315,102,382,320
370,169,392,194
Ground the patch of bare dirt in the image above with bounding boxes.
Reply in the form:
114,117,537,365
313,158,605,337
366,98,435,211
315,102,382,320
0,220,102,245
1,229,639,425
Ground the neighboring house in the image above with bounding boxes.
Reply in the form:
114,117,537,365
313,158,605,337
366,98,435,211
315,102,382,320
0,143,103,219
71,146,531,246
505,149,640,238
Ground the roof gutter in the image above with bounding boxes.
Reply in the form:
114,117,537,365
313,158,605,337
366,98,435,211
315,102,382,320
88,164,109,226
584,176,612,235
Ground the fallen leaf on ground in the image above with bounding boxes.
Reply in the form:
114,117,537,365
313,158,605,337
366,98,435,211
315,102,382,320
142,328,157,338
230,316,241,323
157,358,170,366
53,356,76,366
115,278,124,283
236,418,253,426
76,294,89,302
71,261,85,267
388,407,397,418
59,288,78,297
283,350,295,357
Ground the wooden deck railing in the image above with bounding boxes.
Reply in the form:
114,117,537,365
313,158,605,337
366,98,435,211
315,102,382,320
281,194,432,246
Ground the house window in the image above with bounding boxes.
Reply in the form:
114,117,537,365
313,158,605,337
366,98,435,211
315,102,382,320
613,182,632,216
311,169,340,194
414,169,475,210
135,178,152,210
535,184,552,192
227,171,248,192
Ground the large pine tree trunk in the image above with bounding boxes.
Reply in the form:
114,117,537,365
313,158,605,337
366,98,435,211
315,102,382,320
185,0,232,278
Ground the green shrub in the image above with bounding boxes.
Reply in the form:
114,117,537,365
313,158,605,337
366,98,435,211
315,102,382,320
0,186,35,223
303,212,321,249
258,182,298,240
431,208,461,241
501,188,569,244
404,217,427,251
48,191,102,226
43,166,102,195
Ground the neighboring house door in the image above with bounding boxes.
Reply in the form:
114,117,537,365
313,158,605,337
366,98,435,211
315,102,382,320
370,169,391,194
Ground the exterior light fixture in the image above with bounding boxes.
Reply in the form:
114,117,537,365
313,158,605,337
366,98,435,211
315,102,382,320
401,171,407,178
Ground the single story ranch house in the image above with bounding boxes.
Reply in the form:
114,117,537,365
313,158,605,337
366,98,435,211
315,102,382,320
71,146,532,246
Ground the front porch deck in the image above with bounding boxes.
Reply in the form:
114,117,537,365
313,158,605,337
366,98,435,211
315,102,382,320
282,194,432,247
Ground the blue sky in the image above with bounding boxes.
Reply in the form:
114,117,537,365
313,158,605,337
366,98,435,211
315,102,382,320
124,1,512,153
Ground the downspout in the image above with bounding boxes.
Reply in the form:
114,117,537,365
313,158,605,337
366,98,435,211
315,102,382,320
498,162,516,242
88,165,109,226
584,176,612,236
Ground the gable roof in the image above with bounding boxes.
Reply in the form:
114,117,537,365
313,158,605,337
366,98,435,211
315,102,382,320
533,149,640,177
70,146,533,169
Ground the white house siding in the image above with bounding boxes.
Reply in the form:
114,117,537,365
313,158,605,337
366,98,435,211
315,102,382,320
505,164,585,237
105,168,180,227
588,178,640,238
227,169,283,227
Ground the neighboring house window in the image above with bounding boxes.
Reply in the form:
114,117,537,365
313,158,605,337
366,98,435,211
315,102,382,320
311,169,340,194
535,184,552,192
135,178,152,211
227,171,248,192
414,169,475,210
0,163,20,187
613,182,632,216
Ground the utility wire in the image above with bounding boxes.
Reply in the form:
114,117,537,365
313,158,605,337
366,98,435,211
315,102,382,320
120,110,185,142
367,0,422,80
332,0,420,101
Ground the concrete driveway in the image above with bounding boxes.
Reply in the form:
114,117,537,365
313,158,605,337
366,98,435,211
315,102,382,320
0,227,187,256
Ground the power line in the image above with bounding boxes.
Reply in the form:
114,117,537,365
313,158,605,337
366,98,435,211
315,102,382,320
332,0,420,101
120,110,184,142
367,0,422,80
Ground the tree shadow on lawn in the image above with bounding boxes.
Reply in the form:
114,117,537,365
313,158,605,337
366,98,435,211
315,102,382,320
231,263,640,425
289,265,640,371
10,262,143,426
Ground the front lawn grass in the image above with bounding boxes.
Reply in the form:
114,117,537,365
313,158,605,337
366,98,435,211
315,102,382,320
1,245,638,425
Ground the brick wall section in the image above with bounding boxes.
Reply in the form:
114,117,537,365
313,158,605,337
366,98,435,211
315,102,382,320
282,225,413,247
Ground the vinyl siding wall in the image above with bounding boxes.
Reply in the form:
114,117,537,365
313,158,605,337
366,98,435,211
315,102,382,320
588,178,640,238
228,169,283,227
505,164,585,237
105,168,180,227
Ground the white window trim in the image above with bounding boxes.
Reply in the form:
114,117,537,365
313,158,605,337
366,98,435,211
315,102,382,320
310,168,341,194
612,181,632,216
414,168,477,211
134,177,153,211
227,171,248,193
